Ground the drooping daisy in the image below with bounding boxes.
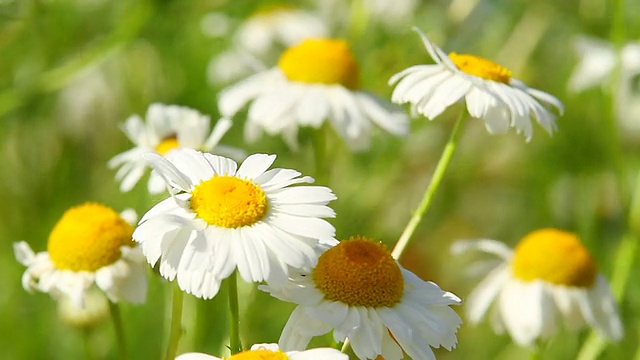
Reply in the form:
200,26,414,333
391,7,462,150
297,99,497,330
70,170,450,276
389,28,564,141
205,6,328,84
14,202,147,309
261,236,462,360
176,343,348,360
133,148,337,299
218,38,409,151
109,103,242,194
452,228,623,346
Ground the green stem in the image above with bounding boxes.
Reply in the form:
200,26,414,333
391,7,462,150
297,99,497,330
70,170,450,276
109,301,127,360
228,271,243,355
391,112,467,260
311,124,330,185
340,338,351,353
82,328,94,360
164,283,185,360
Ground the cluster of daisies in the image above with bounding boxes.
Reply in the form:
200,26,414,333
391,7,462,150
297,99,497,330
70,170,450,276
14,9,626,359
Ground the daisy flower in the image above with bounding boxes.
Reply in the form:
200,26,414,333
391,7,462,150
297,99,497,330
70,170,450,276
452,228,623,346
14,202,147,309
261,236,462,360
205,6,327,84
176,343,348,360
389,28,564,141
133,148,337,299
218,38,409,151
109,103,242,194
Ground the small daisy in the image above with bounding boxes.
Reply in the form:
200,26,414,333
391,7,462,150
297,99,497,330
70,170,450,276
389,28,564,141
176,343,348,360
14,202,147,308
218,38,409,151
452,228,623,346
109,103,242,194
261,236,462,360
133,148,337,299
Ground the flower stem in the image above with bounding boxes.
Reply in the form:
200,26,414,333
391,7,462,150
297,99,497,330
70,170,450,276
391,112,467,260
109,301,127,360
228,271,243,355
340,338,351,353
164,282,185,360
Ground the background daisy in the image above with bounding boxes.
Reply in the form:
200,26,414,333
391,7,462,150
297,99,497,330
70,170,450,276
14,202,147,309
262,236,461,360
452,228,623,346
109,103,242,194
389,28,564,141
218,38,409,151
133,148,337,299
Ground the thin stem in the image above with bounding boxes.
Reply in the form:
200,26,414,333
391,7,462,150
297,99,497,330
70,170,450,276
164,282,185,360
311,124,330,185
391,112,467,260
109,301,127,360
340,338,351,353
228,271,243,355
82,328,94,360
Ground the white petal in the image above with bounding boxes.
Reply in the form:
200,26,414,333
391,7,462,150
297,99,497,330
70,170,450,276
236,153,276,179
466,265,510,323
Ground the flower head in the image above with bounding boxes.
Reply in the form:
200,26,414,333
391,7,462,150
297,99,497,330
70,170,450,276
452,228,623,346
389,28,564,141
262,236,462,360
218,38,408,151
176,343,348,360
109,103,242,194
133,148,337,299
14,202,147,308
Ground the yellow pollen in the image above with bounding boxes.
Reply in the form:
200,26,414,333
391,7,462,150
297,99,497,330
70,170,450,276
511,228,597,287
278,38,360,89
225,349,288,360
313,236,404,307
448,52,512,84
190,175,268,228
155,136,180,155
47,202,134,272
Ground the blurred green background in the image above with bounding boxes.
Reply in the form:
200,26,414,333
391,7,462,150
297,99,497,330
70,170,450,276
2,0,640,359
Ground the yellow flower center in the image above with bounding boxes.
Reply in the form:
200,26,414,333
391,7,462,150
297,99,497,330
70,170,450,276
190,175,268,228
277,38,360,89
155,136,179,155
226,349,288,360
47,203,134,272
313,236,404,307
511,228,597,287
448,52,512,84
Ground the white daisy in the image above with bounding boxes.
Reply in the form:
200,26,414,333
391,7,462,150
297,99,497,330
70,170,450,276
389,28,564,141
261,236,462,360
176,343,348,360
14,202,148,309
568,36,640,132
218,38,409,151
133,148,337,299
452,228,623,346
108,103,242,194
205,6,327,84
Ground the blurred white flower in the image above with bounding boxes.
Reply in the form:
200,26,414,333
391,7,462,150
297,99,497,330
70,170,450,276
176,343,348,360
452,228,623,346
262,236,462,360
133,149,337,299
108,103,242,194
219,38,408,151
14,203,147,309
568,36,640,132
207,6,328,84
390,28,563,141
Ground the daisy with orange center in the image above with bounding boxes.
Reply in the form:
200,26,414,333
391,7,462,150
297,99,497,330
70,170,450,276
389,27,564,141
14,202,147,308
109,103,243,194
218,38,408,151
133,148,337,299
261,236,462,360
452,229,623,346
176,343,347,360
